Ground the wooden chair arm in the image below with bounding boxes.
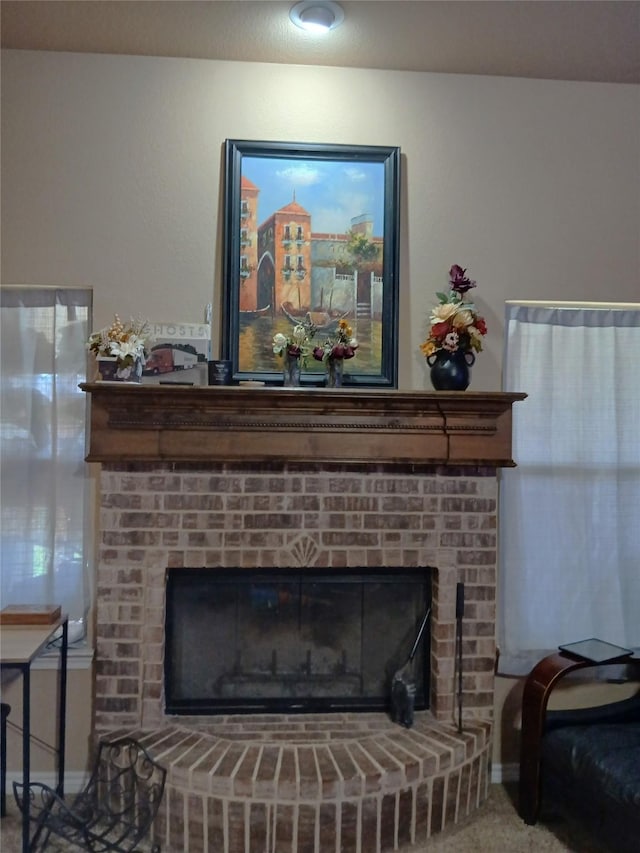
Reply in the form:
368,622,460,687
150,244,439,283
518,652,640,825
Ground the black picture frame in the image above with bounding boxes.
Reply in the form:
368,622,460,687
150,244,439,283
221,139,400,387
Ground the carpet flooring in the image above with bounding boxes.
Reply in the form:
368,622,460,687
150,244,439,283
0,784,610,852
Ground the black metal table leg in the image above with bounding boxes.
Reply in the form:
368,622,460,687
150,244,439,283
21,663,30,853
57,618,68,797
1,615,69,852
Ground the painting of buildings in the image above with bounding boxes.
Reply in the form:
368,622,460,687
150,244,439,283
234,154,388,378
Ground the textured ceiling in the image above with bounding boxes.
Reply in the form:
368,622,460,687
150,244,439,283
1,1,639,84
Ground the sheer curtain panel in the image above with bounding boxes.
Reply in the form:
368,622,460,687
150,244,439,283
499,303,640,674
0,286,92,638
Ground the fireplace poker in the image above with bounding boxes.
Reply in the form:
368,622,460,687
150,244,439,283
456,582,465,733
390,607,431,729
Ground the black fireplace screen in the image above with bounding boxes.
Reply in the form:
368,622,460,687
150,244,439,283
164,567,432,714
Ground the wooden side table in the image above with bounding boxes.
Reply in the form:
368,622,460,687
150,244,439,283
518,650,639,825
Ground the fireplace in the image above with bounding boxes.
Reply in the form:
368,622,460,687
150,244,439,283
82,384,525,853
164,567,431,715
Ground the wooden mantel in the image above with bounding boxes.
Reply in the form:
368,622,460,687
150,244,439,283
81,384,526,466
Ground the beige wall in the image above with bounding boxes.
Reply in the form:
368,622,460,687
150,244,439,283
1,49,639,779
1,666,94,783
2,50,639,391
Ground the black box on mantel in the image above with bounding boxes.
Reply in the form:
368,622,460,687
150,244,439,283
208,360,232,385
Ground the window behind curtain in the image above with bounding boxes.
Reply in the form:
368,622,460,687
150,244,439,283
498,302,640,674
0,286,92,639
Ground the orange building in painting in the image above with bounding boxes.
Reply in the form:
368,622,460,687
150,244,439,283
257,195,312,316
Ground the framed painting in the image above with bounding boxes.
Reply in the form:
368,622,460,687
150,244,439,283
221,139,401,387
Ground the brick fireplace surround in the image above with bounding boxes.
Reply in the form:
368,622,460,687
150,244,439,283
83,385,524,853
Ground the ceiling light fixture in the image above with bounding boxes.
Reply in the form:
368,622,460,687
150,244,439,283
290,1,344,34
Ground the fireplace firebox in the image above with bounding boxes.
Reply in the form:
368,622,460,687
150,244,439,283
165,567,432,715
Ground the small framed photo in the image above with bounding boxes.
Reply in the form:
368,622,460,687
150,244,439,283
222,139,401,387
142,321,211,386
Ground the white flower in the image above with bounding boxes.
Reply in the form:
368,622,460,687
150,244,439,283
291,324,308,346
431,302,458,324
272,319,315,360
87,315,151,362
442,331,460,352
272,332,288,355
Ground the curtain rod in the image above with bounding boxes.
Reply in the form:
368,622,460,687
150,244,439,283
1,284,93,291
505,300,640,309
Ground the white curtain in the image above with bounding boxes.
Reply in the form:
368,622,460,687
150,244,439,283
498,302,640,673
0,286,92,639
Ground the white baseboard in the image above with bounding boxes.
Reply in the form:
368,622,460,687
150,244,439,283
491,762,519,784
6,770,87,794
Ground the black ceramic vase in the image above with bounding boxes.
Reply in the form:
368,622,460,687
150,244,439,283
427,348,475,391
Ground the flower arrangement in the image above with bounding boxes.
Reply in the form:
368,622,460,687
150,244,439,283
312,319,358,364
87,314,152,378
419,264,487,358
272,321,315,362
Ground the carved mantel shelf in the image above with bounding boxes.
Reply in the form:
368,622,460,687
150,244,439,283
80,384,526,466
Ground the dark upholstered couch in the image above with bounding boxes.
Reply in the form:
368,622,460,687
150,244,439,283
540,691,640,853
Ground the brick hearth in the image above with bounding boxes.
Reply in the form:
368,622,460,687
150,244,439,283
95,460,499,852
108,714,490,853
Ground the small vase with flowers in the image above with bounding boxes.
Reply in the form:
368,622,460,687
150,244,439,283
87,314,152,382
312,319,358,388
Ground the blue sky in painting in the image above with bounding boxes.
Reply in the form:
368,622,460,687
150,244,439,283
243,156,385,236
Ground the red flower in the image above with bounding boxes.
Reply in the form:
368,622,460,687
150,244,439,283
475,317,488,336
431,321,451,340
